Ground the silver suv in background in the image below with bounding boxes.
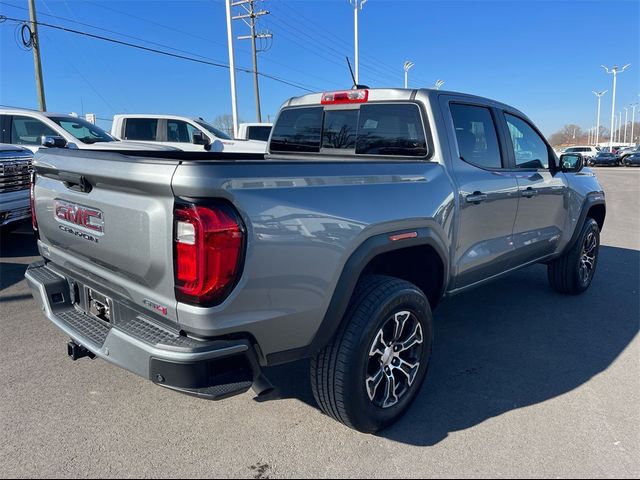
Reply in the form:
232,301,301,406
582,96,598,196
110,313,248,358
0,144,32,231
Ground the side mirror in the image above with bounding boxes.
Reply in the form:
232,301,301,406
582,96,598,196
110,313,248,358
192,131,211,150
41,135,67,148
560,153,584,173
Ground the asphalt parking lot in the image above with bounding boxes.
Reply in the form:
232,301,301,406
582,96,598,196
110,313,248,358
1,168,638,478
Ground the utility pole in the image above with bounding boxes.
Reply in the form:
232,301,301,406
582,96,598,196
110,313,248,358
233,0,272,122
592,90,606,146
351,0,368,84
28,0,46,111
225,0,239,137
602,64,630,150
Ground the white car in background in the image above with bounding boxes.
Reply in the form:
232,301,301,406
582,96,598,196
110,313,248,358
111,114,267,153
563,145,600,163
0,108,174,152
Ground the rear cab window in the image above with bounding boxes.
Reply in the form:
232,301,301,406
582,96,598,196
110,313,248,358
246,126,272,142
269,103,428,158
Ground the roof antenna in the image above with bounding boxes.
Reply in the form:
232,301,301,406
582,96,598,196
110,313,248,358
346,57,369,90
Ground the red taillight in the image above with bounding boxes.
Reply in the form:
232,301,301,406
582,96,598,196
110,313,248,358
30,172,38,231
321,89,369,105
174,203,244,305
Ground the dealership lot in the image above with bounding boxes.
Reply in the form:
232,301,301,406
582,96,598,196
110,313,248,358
0,169,638,478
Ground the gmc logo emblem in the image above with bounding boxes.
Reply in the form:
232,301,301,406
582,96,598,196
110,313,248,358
54,200,104,235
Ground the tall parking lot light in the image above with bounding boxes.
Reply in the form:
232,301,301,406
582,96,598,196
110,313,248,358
618,111,623,142
350,0,368,85
624,107,629,143
631,103,638,145
602,64,631,149
592,90,607,145
403,61,414,89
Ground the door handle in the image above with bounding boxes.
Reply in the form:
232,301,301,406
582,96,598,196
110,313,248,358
521,187,538,198
465,192,488,204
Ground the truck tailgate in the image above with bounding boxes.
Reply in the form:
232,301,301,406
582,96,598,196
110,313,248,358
33,149,181,322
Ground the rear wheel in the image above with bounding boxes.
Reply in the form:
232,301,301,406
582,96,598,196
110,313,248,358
548,218,600,294
310,275,433,433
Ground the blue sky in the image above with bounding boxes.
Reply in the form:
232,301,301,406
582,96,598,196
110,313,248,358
1,0,638,135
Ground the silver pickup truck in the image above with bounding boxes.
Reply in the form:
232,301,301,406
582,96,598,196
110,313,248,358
26,88,605,433
0,144,33,231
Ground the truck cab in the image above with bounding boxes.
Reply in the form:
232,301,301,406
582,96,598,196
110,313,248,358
111,114,267,153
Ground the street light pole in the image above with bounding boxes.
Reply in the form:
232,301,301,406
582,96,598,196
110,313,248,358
624,107,629,143
618,111,622,142
225,0,239,138
602,64,631,150
592,90,606,146
403,61,414,88
351,0,368,85
631,103,638,145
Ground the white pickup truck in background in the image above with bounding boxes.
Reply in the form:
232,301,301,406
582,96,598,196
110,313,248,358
111,114,267,153
237,122,273,142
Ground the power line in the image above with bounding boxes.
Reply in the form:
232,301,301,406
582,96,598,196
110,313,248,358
0,15,317,93
0,0,342,90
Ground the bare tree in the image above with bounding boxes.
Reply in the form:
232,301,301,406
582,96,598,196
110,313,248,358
211,114,241,138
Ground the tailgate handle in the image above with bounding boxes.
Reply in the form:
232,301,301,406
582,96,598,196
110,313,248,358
59,172,92,193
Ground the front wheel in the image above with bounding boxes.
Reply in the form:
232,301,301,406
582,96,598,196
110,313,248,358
310,275,433,433
548,218,600,294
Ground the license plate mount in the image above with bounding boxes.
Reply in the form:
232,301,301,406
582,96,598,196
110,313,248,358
86,287,113,324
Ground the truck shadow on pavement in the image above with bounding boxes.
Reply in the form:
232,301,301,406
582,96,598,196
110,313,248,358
0,228,39,291
262,245,640,446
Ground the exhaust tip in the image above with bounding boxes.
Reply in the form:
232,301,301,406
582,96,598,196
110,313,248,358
252,374,275,398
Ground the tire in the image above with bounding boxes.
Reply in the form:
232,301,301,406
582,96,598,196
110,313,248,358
310,275,433,433
547,218,600,295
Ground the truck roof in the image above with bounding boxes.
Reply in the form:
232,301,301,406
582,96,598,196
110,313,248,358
282,87,519,113
112,114,205,122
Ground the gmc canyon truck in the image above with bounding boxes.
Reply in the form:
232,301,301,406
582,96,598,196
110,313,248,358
26,88,605,433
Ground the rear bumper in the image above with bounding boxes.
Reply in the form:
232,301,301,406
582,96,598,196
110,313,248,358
25,261,262,400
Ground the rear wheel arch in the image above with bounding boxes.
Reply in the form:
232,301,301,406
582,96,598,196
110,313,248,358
309,228,448,355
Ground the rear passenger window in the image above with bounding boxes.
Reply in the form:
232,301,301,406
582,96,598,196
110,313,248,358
124,118,158,141
450,104,502,169
504,114,550,169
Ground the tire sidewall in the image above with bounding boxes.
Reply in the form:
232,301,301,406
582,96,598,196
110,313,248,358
342,286,433,433
574,218,600,292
